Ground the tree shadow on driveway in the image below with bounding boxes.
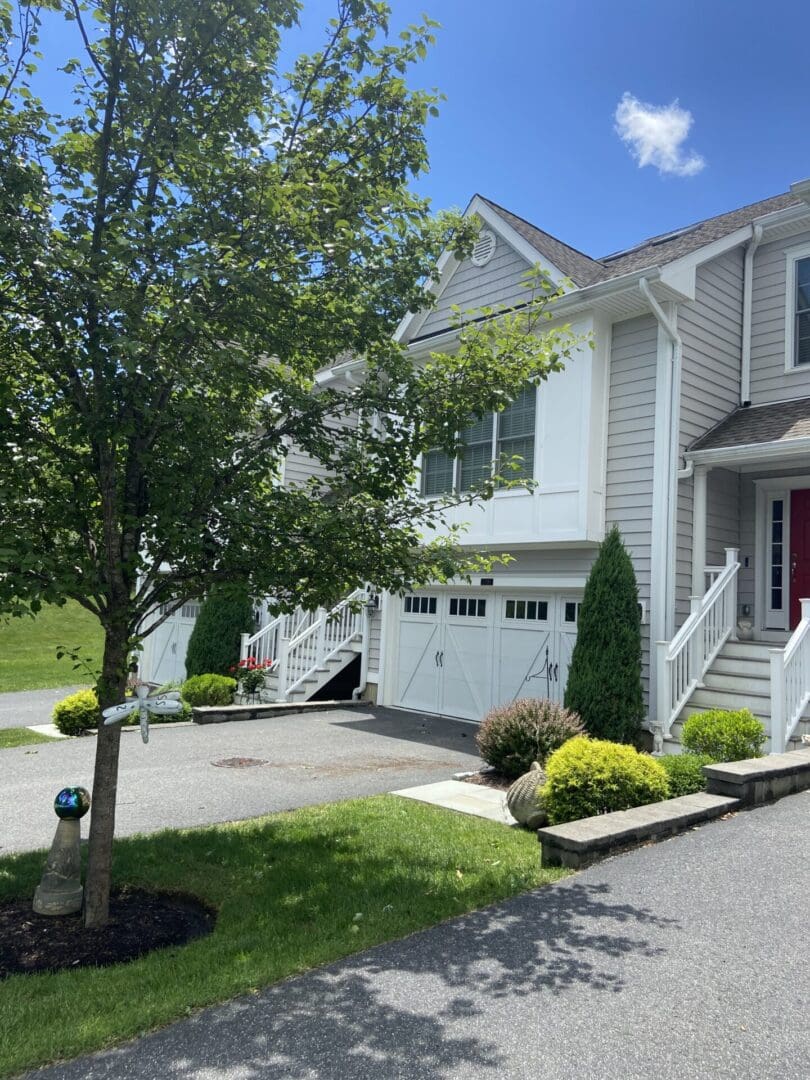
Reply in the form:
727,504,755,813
333,706,481,758
47,879,680,1079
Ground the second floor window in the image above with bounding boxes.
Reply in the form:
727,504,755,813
795,256,810,367
421,385,536,496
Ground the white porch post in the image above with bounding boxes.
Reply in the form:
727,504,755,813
691,464,708,598
769,648,786,754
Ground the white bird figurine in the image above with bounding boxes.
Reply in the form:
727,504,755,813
102,684,183,744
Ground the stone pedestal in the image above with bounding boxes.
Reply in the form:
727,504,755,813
33,818,83,916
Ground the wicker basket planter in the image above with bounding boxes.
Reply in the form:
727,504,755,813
506,762,547,829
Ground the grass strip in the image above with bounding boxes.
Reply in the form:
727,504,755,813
0,601,103,693
0,728,57,750
0,795,567,1076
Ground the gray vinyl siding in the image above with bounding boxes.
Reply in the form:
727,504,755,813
749,228,810,404
367,609,382,677
417,243,533,338
604,313,658,699
739,476,756,615
282,444,330,487
676,250,744,624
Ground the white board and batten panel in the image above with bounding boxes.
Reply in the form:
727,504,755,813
139,600,202,686
421,315,606,547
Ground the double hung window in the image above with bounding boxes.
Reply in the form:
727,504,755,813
421,385,536,495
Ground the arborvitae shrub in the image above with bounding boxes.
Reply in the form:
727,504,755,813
184,585,255,678
564,526,643,743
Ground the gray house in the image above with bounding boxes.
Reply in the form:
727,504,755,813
142,180,810,752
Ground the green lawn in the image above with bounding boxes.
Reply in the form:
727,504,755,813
0,796,568,1076
0,728,57,750
0,601,103,692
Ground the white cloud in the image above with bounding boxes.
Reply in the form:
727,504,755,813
614,92,706,178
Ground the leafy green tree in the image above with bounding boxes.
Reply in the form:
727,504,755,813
184,586,255,678
564,526,644,743
0,0,582,926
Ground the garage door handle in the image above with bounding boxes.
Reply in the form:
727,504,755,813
438,651,444,667
435,650,440,667
553,663,558,681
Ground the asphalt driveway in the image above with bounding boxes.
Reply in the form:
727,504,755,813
31,789,810,1080
0,686,86,730
1,706,482,854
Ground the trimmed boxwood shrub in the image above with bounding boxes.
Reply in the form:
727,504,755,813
564,526,644,744
184,585,255,678
476,698,584,779
181,674,237,707
660,752,714,797
542,736,669,825
681,709,765,762
52,689,100,735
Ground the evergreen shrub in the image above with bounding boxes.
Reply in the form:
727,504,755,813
476,698,584,779
660,752,714,797
181,674,237,707
564,526,643,744
542,736,669,824
53,688,100,735
681,709,765,762
184,585,255,678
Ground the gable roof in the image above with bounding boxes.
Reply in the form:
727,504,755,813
476,190,804,290
478,196,604,287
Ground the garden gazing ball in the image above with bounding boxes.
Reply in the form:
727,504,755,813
54,786,91,820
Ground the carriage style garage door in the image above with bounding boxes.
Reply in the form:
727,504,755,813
394,590,580,721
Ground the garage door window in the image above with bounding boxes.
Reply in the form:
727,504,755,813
449,597,487,617
504,598,548,621
404,595,437,615
564,601,581,624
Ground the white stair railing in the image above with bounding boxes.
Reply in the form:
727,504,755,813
770,598,810,752
240,605,314,670
657,547,739,738
277,589,366,700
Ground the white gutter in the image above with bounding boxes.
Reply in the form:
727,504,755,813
640,277,683,642
741,224,763,405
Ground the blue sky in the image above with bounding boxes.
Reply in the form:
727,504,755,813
31,0,810,259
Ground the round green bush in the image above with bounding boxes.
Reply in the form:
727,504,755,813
681,709,765,762
52,689,100,735
660,752,714,797
181,674,236,707
543,736,669,824
476,698,584,779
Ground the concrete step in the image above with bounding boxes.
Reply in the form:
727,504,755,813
687,687,770,714
701,672,771,695
712,656,771,677
719,641,779,661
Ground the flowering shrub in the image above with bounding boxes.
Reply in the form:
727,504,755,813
229,656,274,695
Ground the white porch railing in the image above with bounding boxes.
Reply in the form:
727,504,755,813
241,590,365,701
657,547,739,738
770,598,810,752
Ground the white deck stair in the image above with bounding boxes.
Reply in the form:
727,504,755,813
240,590,366,704
670,639,810,752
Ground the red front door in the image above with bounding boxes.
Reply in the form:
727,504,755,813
789,489,810,627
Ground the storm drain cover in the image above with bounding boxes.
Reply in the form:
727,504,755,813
211,757,268,769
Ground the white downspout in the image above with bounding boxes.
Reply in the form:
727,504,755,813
352,594,372,700
640,278,682,639
741,224,763,406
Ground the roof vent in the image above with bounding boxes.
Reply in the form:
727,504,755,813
471,230,497,267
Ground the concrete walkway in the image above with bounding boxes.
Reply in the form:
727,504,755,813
30,790,810,1079
0,686,85,730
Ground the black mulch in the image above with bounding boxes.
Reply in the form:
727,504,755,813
0,888,215,978
462,770,511,791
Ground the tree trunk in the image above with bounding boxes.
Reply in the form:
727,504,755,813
82,627,129,929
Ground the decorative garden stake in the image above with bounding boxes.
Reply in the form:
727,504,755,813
33,787,91,916
102,684,183,744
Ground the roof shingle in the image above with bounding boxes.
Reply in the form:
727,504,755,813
689,398,810,454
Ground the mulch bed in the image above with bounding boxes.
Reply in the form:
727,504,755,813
0,887,215,978
461,770,511,791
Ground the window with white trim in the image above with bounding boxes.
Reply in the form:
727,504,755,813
793,257,810,367
420,387,536,495
403,595,438,615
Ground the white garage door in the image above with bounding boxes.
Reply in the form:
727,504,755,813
140,601,201,686
395,591,580,721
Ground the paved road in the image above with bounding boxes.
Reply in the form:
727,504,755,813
31,790,810,1080
0,686,86,730
1,706,482,854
